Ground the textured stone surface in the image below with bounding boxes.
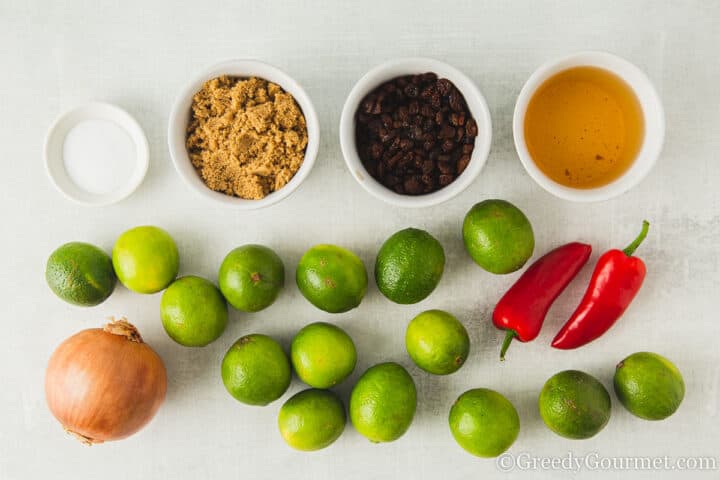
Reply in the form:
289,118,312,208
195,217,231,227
1,1,718,478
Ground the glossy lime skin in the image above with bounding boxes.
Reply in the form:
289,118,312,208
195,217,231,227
160,276,228,347
291,322,357,388
278,389,346,451
539,370,612,439
221,334,291,406
296,244,368,313
375,228,445,304
449,388,520,458
45,241,116,306
462,199,534,274
349,362,417,443
406,310,469,375
112,226,179,294
614,352,685,420
218,244,285,312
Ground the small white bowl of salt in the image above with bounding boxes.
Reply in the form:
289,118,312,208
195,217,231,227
44,102,149,206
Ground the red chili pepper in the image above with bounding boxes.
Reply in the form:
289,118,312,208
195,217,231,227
493,242,592,360
551,221,649,350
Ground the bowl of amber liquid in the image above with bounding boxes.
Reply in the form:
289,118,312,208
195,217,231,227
513,51,664,202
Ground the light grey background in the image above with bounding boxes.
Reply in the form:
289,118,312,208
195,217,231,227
1,1,718,479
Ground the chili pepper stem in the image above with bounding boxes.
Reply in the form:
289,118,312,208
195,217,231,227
622,220,650,256
499,330,516,361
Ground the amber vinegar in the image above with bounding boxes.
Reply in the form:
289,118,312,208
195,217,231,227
524,66,644,189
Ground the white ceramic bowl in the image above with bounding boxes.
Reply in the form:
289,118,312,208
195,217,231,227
339,58,492,208
168,59,319,209
44,102,149,206
513,51,665,202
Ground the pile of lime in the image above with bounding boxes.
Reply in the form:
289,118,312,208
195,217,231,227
462,199,534,274
296,244,367,313
46,242,116,306
375,228,445,304
43,200,684,457
406,310,469,375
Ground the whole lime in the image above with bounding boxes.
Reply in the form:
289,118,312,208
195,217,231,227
112,226,179,294
218,245,284,312
291,322,357,388
46,241,116,306
375,228,445,304
160,276,228,347
349,362,416,443
221,334,291,406
539,370,611,439
406,310,469,375
614,352,684,420
449,388,520,458
278,389,346,451
296,244,367,313
462,199,534,274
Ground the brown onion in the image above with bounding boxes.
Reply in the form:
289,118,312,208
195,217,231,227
45,318,167,444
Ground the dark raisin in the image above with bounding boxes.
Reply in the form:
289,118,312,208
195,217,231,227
437,78,452,95
387,152,402,169
371,99,383,115
384,174,400,186
440,124,455,139
439,174,454,186
422,160,435,174
448,90,463,112
465,119,478,137
404,84,419,98
422,118,435,132
438,161,454,175
408,101,419,115
457,154,471,174
450,112,466,126
397,105,409,121
361,96,375,114
441,139,455,153
404,176,423,194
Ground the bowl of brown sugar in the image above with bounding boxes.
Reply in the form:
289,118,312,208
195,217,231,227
169,59,319,209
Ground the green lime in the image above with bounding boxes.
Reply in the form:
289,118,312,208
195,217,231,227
614,352,684,420
112,226,179,294
539,370,611,439
296,244,367,313
291,322,357,388
405,310,469,375
45,242,116,306
375,228,445,304
349,362,416,443
218,244,284,312
449,388,520,458
221,334,291,406
160,276,228,347
278,388,346,451
462,199,534,274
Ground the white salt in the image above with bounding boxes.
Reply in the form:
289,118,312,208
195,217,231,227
62,119,137,195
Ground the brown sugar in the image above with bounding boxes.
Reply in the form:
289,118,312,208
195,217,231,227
186,76,308,200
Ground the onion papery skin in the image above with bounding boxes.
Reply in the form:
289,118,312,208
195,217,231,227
45,319,167,444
